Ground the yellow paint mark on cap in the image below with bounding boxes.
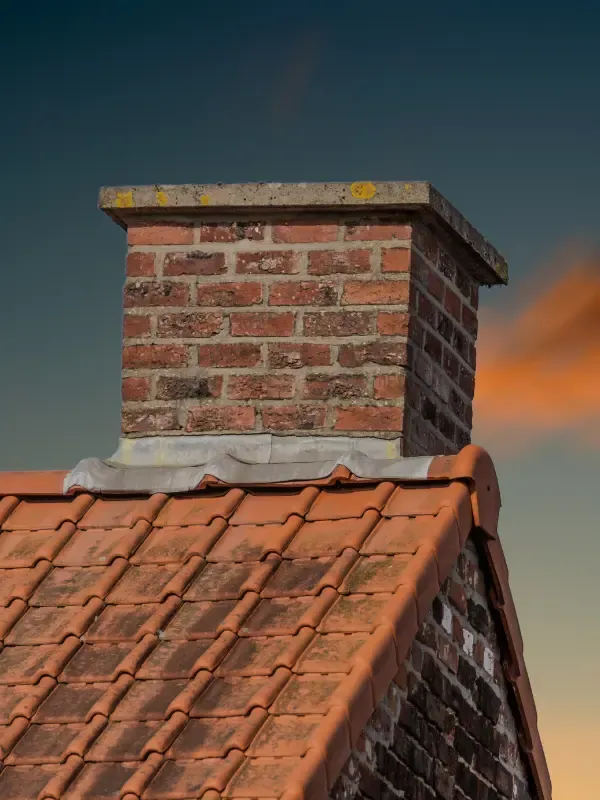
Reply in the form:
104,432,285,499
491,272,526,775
156,190,168,206
350,181,377,200
116,191,134,208
199,194,211,206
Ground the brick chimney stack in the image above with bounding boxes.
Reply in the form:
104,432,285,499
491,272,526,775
100,182,506,457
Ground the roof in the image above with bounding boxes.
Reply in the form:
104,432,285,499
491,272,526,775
98,181,507,285
0,445,550,800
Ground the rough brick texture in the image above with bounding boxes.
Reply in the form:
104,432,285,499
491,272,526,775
330,538,535,800
121,214,480,448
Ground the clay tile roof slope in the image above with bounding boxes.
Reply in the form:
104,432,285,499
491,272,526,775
0,445,550,800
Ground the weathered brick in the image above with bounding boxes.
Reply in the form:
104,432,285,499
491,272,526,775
308,249,371,275
197,343,262,368
197,282,262,307
157,312,223,338
269,281,338,306
262,405,326,431
272,222,338,243
124,281,189,308
462,304,478,337
303,373,368,399
164,251,226,276
199,221,264,242
304,311,374,337
123,314,152,338
231,311,295,337
345,223,411,241
186,405,256,432
128,223,193,246
342,280,409,305
122,377,151,401
381,247,411,273
122,344,188,369
428,270,445,301
334,406,403,432
126,252,155,277
228,374,295,400
122,407,179,433
377,311,409,336
374,374,405,399
338,341,409,367
156,375,222,400
236,251,297,274
268,343,331,369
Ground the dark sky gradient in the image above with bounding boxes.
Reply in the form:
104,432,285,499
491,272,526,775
1,4,599,795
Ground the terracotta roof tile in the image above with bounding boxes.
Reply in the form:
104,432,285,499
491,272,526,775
0,445,551,800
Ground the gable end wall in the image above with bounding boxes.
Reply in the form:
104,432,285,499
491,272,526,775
331,538,535,800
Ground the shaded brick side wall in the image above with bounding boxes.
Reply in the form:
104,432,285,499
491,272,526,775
121,214,478,452
330,538,535,800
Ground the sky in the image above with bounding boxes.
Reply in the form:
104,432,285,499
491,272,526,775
1,2,599,796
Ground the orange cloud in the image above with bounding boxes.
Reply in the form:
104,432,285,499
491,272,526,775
473,252,600,450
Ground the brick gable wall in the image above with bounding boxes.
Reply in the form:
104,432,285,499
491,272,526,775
330,538,535,800
121,213,479,453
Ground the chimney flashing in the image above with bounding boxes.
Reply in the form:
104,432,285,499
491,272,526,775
99,181,507,285
63,433,433,494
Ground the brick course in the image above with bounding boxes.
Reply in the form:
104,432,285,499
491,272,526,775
121,214,480,448
330,538,535,800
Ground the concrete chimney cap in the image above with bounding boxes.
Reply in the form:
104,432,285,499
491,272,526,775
99,181,507,285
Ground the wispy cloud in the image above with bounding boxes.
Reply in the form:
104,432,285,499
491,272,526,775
268,29,325,125
474,246,600,451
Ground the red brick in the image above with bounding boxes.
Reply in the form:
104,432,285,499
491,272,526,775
444,287,462,321
308,249,371,275
197,282,262,307
334,407,403,431
156,375,222,400
262,405,326,431
448,579,467,614
303,311,374,337
418,291,436,327
470,283,479,310
269,281,337,306
123,314,152,338
128,223,194,246
268,343,331,369
462,304,478,337
230,312,295,337
381,248,411,273
438,637,459,674
199,222,264,242
272,223,339,243
338,341,409,367
236,251,297,275
122,345,188,369
164,252,226,276
342,280,409,305
303,374,367,399
157,312,223,338
377,312,409,336
124,281,189,308
186,406,256,432
126,252,155,277
122,377,151,401
428,271,444,301
374,374,405,399
197,343,262,368
345,223,411,241
228,375,295,400
122,408,179,433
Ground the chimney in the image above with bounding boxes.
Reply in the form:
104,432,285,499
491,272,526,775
100,182,506,457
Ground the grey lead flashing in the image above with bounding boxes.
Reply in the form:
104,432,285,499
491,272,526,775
63,434,433,494
98,181,507,285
